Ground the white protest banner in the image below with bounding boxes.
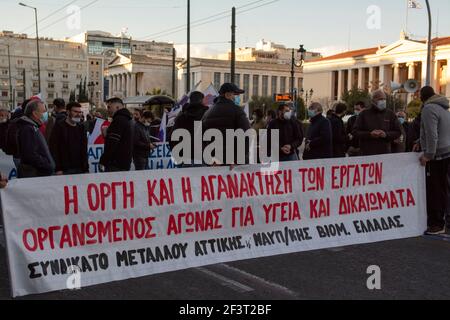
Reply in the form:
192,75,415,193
0,150,17,180
0,153,426,297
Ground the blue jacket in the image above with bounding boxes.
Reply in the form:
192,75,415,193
17,116,55,177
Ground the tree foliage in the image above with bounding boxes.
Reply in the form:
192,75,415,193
341,86,371,112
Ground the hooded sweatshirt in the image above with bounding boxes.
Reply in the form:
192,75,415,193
420,95,450,160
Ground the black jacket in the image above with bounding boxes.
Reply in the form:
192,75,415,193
17,116,55,177
45,111,67,143
353,106,402,156
346,115,359,149
100,108,134,171
303,114,333,160
202,96,251,165
329,113,347,158
406,115,421,152
49,120,88,173
0,121,8,152
170,102,208,164
133,121,153,159
267,118,304,158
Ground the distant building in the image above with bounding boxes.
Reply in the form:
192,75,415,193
0,30,87,109
105,52,178,99
177,57,302,104
70,31,174,106
303,32,450,107
219,39,321,65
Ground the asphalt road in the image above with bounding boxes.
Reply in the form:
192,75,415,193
1,229,449,300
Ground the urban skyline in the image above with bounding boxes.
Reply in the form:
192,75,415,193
1,0,449,58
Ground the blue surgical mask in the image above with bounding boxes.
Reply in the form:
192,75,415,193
355,111,361,116
41,111,49,123
234,95,241,106
376,100,387,111
308,110,316,118
398,118,405,125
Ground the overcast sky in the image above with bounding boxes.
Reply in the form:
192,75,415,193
1,0,449,57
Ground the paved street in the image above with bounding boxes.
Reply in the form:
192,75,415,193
1,228,449,300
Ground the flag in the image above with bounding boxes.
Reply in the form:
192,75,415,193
88,118,110,145
158,111,168,143
168,81,202,119
408,0,422,9
203,83,219,107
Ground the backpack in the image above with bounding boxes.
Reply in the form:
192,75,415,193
4,118,20,156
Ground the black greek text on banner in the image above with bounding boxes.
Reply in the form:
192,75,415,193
0,153,426,297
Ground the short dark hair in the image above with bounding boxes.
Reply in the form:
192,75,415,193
53,98,66,110
278,103,290,111
189,91,205,104
253,108,264,119
143,111,154,120
66,102,81,111
21,99,31,110
334,102,347,115
420,86,435,102
266,109,276,119
134,108,144,117
106,97,124,106
354,101,366,109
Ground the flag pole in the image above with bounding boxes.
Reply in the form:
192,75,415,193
405,0,409,36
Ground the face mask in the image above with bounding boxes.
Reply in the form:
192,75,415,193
0,119,7,124
284,111,292,120
72,117,81,124
41,112,49,123
234,95,241,106
398,118,405,125
355,111,361,116
308,110,316,118
376,100,387,111
144,122,151,127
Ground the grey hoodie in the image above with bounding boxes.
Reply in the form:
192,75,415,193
420,95,450,160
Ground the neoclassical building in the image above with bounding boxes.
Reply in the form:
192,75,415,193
303,32,450,106
105,53,178,98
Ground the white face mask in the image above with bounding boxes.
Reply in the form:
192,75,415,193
0,119,7,124
71,117,81,124
284,111,292,120
376,100,387,111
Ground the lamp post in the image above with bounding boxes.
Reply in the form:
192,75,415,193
186,0,191,93
425,0,432,86
291,45,306,119
19,2,41,93
88,81,95,110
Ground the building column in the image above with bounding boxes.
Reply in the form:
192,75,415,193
357,68,364,89
129,73,136,97
113,75,117,93
368,67,375,91
393,64,401,83
407,62,417,80
348,69,354,90
446,60,450,98
108,76,113,98
337,70,344,100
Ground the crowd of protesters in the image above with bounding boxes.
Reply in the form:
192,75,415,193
0,82,449,236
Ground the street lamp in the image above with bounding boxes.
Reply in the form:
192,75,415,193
291,45,306,119
425,0,432,86
88,81,95,108
19,2,41,93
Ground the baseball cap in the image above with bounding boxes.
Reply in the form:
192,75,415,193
219,83,245,95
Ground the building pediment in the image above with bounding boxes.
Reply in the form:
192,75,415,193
377,39,427,55
108,53,131,66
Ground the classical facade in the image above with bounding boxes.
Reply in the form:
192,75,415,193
303,33,450,107
0,30,87,109
70,31,174,106
105,53,177,98
177,57,303,104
